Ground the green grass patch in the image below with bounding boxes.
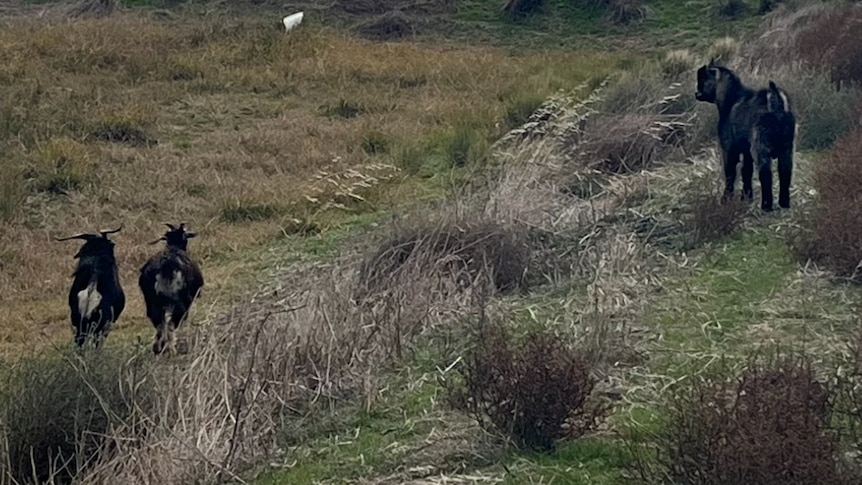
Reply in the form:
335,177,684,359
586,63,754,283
502,438,632,485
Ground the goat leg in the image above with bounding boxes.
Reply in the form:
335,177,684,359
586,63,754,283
758,157,774,212
778,151,793,209
741,149,754,202
721,148,738,203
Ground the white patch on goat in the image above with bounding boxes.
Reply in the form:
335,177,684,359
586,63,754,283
155,271,184,298
77,282,102,320
779,90,790,113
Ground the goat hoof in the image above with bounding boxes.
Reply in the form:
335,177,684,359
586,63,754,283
761,204,774,212
779,199,790,209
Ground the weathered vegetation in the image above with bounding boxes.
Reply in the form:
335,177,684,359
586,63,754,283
3,1,862,484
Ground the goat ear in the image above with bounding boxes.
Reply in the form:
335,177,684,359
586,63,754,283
186,232,197,239
148,237,166,245
768,80,777,90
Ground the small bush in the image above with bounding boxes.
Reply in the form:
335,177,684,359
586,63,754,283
0,348,154,484
758,0,784,14
790,128,862,279
684,188,748,245
796,4,862,89
781,70,860,151
579,113,689,174
503,0,543,17
716,0,749,18
607,0,647,25
355,221,530,299
634,353,852,485
451,322,608,451
219,200,282,223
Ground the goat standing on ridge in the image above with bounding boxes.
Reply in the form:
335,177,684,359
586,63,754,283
695,58,797,211
56,227,125,348
139,222,204,355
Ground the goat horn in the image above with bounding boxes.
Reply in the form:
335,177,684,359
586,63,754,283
164,223,177,231
55,233,97,242
99,226,123,236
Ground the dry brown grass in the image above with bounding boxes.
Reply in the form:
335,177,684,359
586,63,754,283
0,11,615,356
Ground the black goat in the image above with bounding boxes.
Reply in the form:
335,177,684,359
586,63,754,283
695,59,797,211
139,222,204,355
56,226,125,348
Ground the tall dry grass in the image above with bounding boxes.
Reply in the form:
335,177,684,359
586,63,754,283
0,10,615,354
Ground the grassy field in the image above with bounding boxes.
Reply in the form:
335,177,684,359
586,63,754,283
3,0,862,484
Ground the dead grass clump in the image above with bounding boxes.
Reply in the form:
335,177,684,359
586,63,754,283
87,121,156,147
355,11,416,41
355,221,530,300
684,188,748,245
790,128,862,280
708,36,740,63
24,138,94,195
660,49,696,79
451,321,608,451
635,354,853,485
578,113,688,174
0,347,154,485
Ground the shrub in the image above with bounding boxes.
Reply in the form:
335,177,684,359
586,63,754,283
716,0,749,18
781,70,860,151
607,0,648,25
790,128,862,279
796,3,862,89
0,347,154,484
503,0,543,17
451,322,608,451
634,353,853,485
578,113,689,174
684,187,748,245
355,221,530,300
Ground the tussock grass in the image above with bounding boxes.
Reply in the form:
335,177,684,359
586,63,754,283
0,11,615,351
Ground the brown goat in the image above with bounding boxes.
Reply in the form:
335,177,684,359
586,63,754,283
139,222,204,355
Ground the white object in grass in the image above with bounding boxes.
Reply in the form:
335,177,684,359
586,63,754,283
283,12,304,33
